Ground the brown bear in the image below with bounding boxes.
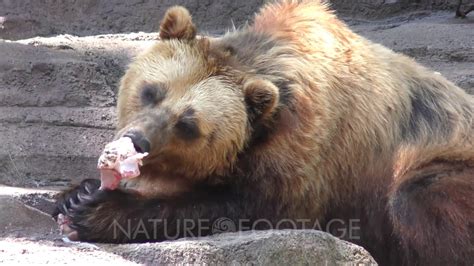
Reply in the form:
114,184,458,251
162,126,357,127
53,1,474,265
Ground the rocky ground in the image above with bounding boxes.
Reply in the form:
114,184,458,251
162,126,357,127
0,1,473,264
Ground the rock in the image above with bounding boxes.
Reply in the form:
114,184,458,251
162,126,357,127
0,36,139,187
0,229,376,265
0,238,138,265
331,0,460,18
0,0,267,40
103,230,376,264
1,1,465,41
349,12,474,95
0,194,56,238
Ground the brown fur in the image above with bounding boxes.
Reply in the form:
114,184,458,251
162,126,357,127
54,1,474,265
159,6,196,40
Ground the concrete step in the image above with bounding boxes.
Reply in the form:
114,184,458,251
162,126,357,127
0,107,116,129
0,124,113,187
0,36,139,187
0,41,123,108
0,0,264,40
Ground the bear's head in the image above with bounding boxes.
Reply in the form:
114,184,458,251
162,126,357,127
116,6,282,181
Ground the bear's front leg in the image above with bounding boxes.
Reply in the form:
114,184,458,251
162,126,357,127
52,179,248,243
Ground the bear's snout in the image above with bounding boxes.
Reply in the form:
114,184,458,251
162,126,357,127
123,131,151,154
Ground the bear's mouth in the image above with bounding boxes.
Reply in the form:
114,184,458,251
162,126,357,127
123,131,151,154
133,143,144,154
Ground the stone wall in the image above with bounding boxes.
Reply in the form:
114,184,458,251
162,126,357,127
0,0,266,40
0,1,471,187
1,0,464,40
331,0,461,17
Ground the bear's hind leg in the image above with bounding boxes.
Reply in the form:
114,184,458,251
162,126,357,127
389,162,474,265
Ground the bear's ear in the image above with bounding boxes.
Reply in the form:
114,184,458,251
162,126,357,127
244,79,280,122
159,6,196,41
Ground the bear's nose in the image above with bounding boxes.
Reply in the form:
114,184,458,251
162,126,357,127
123,131,151,153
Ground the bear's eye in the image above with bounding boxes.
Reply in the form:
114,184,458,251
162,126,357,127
140,84,166,106
175,107,200,141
